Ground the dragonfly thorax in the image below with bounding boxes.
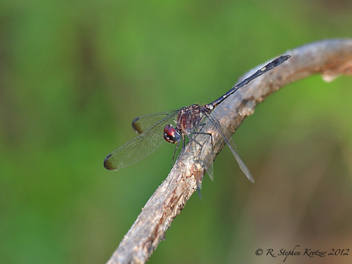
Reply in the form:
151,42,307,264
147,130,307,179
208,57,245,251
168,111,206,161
176,104,204,135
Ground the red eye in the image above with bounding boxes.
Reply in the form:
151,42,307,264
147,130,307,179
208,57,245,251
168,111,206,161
163,124,181,144
164,124,175,136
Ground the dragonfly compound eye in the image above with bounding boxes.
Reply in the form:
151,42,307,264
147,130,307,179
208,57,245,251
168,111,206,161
163,124,181,144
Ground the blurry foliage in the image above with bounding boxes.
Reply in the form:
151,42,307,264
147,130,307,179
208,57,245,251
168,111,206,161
0,0,352,263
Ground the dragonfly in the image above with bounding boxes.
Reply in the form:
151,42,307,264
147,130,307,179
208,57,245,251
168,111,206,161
104,55,290,182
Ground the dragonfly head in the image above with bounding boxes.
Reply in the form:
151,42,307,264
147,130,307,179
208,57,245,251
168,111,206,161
163,124,181,144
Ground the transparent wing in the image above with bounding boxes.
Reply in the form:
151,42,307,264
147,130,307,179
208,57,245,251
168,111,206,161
207,162,214,181
104,109,180,170
204,111,254,183
132,109,181,134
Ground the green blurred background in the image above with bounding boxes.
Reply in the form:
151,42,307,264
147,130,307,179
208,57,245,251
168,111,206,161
1,0,352,263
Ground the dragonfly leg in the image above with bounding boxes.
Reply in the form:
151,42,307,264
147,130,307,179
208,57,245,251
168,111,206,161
170,140,181,166
190,130,215,181
191,131,214,155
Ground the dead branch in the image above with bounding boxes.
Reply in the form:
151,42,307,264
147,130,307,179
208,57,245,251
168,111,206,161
106,39,352,264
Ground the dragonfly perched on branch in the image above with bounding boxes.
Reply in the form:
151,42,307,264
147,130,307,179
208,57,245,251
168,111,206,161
104,55,290,183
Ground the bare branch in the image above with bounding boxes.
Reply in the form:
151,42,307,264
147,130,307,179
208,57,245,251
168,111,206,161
107,39,352,264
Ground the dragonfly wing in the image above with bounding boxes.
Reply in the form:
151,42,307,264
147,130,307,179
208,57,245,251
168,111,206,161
104,110,179,170
225,136,254,183
204,112,254,183
132,109,181,134
207,162,214,181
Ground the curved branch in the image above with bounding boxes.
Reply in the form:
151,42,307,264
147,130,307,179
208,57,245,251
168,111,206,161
106,39,352,264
